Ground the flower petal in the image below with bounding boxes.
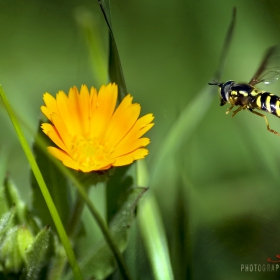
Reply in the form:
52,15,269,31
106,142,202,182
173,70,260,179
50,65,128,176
113,148,149,166
106,103,141,147
113,114,154,155
112,138,150,158
68,86,83,135
90,83,117,138
88,158,115,172
78,85,90,135
51,113,72,151
55,90,75,133
41,93,58,120
41,123,67,151
48,147,79,170
104,94,133,137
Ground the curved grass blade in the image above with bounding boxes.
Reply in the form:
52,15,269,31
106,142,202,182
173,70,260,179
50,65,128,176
139,194,174,280
151,8,237,181
143,11,237,276
137,160,175,280
31,123,72,232
214,7,236,81
0,86,83,280
151,85,213,181
74,7,108,87
98,0,128,100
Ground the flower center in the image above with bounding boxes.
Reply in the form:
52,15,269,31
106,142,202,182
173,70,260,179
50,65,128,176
70,135,112,169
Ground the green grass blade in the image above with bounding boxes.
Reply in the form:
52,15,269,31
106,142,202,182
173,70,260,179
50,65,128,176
0,86,83,280
151,8,237,182
151,85,213,182
139,194,174,280
74,7,108,87
31,124,72,234
214,7,236,81
137,160,175,280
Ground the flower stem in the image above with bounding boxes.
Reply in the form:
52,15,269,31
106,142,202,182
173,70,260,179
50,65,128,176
67,190,86,239
68,173,132,280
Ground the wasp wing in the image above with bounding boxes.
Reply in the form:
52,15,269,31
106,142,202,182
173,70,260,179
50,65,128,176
249,45,280,86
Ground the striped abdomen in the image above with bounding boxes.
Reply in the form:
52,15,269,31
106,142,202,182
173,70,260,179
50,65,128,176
255,92,280,117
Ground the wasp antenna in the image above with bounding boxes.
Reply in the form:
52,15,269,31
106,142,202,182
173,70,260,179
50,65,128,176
208,80,221,86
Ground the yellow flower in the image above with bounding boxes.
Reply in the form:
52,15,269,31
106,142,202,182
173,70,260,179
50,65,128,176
40,83,154,172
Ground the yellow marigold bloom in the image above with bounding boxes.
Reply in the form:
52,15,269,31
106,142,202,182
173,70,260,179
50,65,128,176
40,83,154,172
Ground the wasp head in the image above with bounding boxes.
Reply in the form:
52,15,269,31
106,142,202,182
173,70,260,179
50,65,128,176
208,80,235,106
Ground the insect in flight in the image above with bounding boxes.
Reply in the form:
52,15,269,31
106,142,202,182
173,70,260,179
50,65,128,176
209,45,280,136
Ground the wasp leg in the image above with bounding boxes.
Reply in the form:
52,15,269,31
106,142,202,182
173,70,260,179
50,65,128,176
250,110,280,136
226,104,235,115
231,106,246,117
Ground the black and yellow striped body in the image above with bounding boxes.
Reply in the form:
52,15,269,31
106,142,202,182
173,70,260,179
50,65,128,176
219,81,280,117
254,91,280,117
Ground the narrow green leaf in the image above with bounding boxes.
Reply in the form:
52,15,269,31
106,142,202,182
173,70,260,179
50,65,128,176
151,8,237,182
74,7,108,87
171,182,192,280
31,123,72,231
214,7,236,81
98,0,128,100
142,9,236,279
138,194,174,280
64,187,147,280
151,86,213,181
136,160,174,280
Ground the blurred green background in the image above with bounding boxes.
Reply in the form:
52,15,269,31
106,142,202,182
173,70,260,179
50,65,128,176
2,0,280,279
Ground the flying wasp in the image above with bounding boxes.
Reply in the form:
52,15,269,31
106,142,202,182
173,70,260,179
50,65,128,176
209,45,280,136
